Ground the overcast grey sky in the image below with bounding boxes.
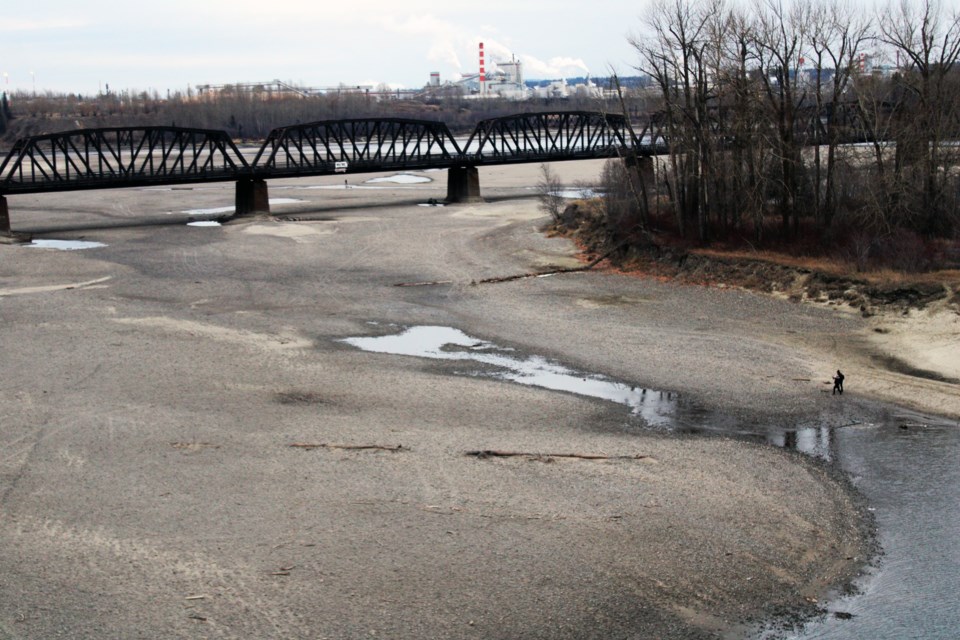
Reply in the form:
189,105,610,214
3,1,647,95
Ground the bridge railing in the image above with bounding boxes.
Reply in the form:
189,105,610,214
0,126,249,194
252,118,463,175
463,111,635,163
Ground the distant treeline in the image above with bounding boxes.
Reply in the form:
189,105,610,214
0,87,655,146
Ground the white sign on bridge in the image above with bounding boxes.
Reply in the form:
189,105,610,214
334,161,349,173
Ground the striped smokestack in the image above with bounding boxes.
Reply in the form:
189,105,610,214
479,42,486,95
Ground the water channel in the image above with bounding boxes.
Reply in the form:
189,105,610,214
778,413,960,640
343,325,960,640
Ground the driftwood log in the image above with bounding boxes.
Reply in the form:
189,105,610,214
289,443,407,452
471,241,631,285
465,449,648,461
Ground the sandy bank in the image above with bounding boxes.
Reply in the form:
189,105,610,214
848,306,960,419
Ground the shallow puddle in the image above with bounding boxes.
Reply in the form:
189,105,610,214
365,174,432,185
341,325,678,427
187,221,222,227
340,326,904,455
557,188,599,199
181,206,235,215
24,239,106,251
302,184,386,190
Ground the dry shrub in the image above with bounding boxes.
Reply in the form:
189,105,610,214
536,163,566,224
873,231,937,273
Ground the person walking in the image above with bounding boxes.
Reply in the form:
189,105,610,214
833,370,845,395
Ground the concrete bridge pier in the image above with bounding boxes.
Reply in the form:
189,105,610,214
0,196,9,234
634,155,654,183
0,196,14,236
235,178,270,216
446,166,482,203
0,195,28,242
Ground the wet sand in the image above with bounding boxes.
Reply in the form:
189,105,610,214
0,163,895,638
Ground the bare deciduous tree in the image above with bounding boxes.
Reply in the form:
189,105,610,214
536,163,566,224
809,0,872,228
609,0,960,267
879,0,960,235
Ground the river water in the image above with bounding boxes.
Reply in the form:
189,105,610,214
777,410,960,640
343,325,960,640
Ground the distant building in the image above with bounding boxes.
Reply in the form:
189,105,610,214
531,78,603,100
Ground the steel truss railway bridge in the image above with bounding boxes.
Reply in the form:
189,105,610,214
0,102,879,233
0,111,655,232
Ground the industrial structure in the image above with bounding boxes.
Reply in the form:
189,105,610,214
192,42,608,104
421,43,605,101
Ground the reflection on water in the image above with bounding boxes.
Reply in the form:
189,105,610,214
341,325,678,427
767,426,839,461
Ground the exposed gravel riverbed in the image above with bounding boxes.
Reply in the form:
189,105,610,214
0,162,892,638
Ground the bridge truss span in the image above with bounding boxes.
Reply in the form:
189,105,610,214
253,118,463,176
465,111,634,164
0,126,250,195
